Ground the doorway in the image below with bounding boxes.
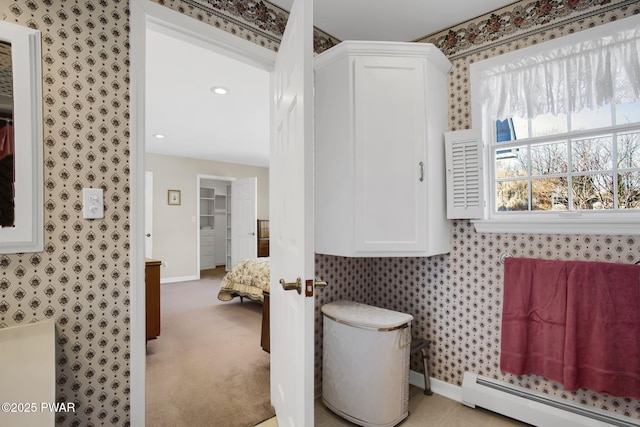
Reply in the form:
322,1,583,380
196,175,260,275
197,175,234,273
130,1,277,424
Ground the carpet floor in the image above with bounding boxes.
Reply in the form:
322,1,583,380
145,267,275,427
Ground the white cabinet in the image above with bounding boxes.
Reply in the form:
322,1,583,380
200,229,216,269
314,41,451,257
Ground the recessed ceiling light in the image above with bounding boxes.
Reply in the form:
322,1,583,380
153,134,165,139
211,86,228,95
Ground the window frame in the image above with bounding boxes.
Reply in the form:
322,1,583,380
468,16,640,235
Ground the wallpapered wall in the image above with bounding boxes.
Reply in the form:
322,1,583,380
314,0,639,421
0,0,131,425
414,0,640,419
155,0,640,420
181,0,638,419
310,0,639,421
0,0,637,426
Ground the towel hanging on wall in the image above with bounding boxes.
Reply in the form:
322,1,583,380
563,260,640,399
500,257,640,400
500,257,568,385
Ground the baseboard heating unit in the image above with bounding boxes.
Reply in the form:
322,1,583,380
461,372,639,427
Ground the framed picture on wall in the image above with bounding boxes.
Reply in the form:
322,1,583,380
167,190,181,205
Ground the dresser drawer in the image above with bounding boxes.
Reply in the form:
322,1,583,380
258,239,269,257
200,229,215,238
200,255,215,269
201,245,216,256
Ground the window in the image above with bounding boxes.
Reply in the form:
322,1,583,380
459,14,640,234
493,102,640,213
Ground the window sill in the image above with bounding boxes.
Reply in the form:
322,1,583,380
471,216,640,235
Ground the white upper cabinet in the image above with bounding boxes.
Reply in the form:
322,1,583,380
314,41,452,257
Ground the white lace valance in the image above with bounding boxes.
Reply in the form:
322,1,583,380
476,15,640,121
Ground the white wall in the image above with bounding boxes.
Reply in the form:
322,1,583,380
146,153,269,280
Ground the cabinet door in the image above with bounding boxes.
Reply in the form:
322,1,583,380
353,56,427,252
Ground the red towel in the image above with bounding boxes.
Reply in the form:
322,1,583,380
500,257,567,384
501,258,640,400
563,261,640,399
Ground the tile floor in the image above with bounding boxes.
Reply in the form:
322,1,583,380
256,386,530,426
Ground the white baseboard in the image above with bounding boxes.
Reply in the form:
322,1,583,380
160,275,198,284
409,370,462,403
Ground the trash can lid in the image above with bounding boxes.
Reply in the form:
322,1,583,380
321,300,413,329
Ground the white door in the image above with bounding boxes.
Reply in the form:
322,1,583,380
231,177,257,266
269,0,314,425
144,171,153,259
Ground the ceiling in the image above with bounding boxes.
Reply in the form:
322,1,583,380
145,29,271,167
145,0,516,167
272,0,515,42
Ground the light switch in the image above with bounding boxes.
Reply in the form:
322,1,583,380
83,188,104,219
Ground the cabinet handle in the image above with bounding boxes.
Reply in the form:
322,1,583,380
419,161,425,182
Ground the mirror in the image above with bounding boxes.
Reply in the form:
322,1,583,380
0,40,14,228
0,21,42,254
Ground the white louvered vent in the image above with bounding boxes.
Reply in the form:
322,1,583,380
445,129,484,219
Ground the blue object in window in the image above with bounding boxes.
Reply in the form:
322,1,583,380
496,118,516,142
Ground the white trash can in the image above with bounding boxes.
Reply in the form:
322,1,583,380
322,300,413,427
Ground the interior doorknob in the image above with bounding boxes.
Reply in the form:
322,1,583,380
280,278,302,294
314,277,328,289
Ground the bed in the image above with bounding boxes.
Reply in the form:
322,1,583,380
217,257,270,302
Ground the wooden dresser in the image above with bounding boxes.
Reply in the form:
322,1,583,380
261,291,270,353
257,219,270,257
145,258,161,340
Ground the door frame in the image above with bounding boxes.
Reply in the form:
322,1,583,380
144,171,153,258
130,1,276,424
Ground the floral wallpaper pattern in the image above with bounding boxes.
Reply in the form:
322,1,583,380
314,0,640,422
420,0,637,59
151,0,339,53
0,0,131,425
157,0,640,420
410,0,638,420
